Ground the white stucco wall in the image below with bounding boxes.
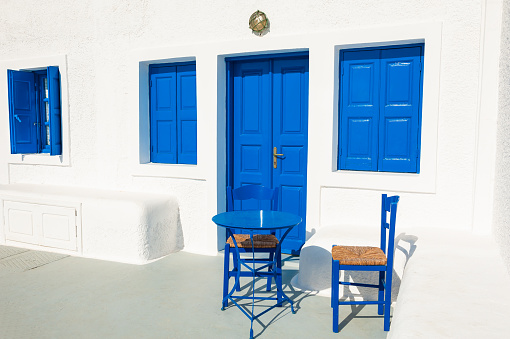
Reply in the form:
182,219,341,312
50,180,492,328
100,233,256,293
493,0,510,274
0,1,503,259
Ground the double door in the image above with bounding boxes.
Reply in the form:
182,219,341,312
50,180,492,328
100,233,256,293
228,55,309,254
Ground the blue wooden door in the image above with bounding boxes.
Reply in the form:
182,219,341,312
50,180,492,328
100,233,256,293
230,55,309,254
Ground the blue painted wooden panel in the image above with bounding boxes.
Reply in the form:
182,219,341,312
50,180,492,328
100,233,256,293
47,66,62,155
379,46,422,173
339,50,380,171
273,57,308,254
338,45,423,173
8,70,38,154
232,60,272,213
150,67,177,163
177,64,197,164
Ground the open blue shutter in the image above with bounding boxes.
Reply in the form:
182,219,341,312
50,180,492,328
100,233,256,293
339,50,379,171
176,65,197,164
378,46,422,173
47,66,62,155
150,66,177,163
8,70,38,154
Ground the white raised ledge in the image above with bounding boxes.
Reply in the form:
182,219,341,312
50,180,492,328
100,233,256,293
0,54,71,167
292,226,510,338
0,184,183,264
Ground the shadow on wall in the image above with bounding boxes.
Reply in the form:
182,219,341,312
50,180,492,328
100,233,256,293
293,231,418,302
306,228,316,241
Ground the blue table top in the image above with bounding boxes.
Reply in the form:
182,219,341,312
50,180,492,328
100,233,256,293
212,210,302,230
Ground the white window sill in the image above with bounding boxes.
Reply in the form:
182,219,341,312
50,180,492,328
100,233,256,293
132,162,206,180
7,153,69,167
324,169,435,194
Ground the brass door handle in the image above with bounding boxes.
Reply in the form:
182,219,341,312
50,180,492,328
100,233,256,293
273,147,284,169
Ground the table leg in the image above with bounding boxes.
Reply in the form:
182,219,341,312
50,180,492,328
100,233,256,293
250,230,255,339
274,226,296,313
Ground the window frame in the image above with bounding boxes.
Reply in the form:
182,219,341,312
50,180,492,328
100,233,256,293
0,55,70,166
8,67,62,156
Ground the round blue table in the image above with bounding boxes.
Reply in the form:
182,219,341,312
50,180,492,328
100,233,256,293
212,210,302,339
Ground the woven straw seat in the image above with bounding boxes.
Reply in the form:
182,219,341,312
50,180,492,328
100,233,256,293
332,245,387,266
227,234,279,248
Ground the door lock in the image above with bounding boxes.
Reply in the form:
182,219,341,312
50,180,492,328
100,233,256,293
273,147,284,169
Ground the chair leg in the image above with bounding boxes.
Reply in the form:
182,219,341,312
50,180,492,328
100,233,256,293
276,250,283,305
378,271,385,315
232,246,241,292
266,250,274,291
332,259,340,333
384,268,393,331
222,244,230,309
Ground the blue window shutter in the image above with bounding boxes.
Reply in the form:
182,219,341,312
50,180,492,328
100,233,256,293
47,66,62,155
150,67,177,163
176,64,197,164
378,46,423,173
8,70,38,154
339,50,380,171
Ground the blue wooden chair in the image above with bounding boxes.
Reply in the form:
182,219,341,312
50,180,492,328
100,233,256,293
331,194,400,332
222,185,280,309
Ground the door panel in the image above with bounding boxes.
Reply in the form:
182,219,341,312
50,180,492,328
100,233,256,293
230,55,309,254
232,60,272,212
272,58,308,253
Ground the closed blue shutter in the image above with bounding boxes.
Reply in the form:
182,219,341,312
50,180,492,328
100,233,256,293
176,65,197,164
150,66,177,163
339,50,380,171
47,66,62,155
338,45,423,173
8,70,38,154
378,46,422,173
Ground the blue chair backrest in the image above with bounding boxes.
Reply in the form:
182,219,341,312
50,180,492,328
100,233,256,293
380,194,400,268
227,185,279,212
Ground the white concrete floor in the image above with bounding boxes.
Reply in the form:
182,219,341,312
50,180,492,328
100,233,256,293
0,246,389,339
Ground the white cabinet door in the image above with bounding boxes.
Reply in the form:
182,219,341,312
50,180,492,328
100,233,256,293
4,202,36,244
4,201,77,251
